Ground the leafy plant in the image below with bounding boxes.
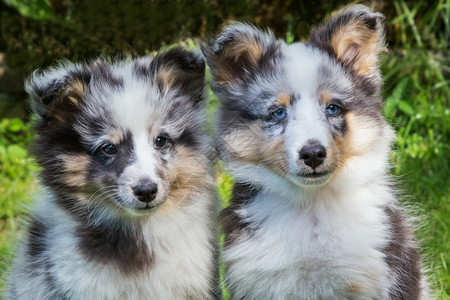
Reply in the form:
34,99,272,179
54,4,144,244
0,117,37,287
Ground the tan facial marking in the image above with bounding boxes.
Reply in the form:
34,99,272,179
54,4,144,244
161,146,213,213
105,131,122,146
277,93,291,106
223,124,289,175
319,91,333,105
345,112,381,156
59,154,90,188
333,112,382,176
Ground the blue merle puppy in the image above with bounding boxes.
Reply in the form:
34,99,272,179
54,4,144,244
5,48,219,299
203,5,430,300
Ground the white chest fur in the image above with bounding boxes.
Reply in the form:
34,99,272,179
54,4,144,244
224,184,394,300
8,193,215,300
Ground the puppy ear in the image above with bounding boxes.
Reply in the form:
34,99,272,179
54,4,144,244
26,62,90,125
150,48,206,102
202,22,281,85
309,5,386,79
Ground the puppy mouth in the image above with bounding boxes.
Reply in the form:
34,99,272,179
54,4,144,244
117,196,166,215
125,202,163,215
288,171,332,186
135,204,159,210
299,171,330,178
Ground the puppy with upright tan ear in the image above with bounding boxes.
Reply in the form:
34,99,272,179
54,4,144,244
203,5,430,299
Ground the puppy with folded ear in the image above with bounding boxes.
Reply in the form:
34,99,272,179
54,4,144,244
5,48,220,299
204,5,430,299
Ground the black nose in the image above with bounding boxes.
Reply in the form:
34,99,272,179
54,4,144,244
299,144,327,169
133,182,158,203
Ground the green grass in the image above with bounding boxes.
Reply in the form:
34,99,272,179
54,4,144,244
0,0,448,298
381,2,449,297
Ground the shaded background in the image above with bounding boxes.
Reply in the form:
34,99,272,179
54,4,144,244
0,0,447,116
0,0,449,298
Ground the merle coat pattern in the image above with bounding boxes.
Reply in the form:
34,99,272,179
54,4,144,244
5,48,219,300
203,5,430,300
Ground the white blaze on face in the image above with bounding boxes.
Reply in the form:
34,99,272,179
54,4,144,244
285,99,331,169
108,75,166,205
110,71,160,137
283,43,333,173
130,132,160,183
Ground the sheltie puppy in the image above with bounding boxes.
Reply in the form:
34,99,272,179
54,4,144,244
5,48,219,299
203,5,430,299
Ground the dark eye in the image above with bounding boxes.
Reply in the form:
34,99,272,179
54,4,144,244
102,144,117,155
154,136,168,149
272,108,287,119
326,104,340,116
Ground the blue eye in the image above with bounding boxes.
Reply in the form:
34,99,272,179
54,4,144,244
272,108,287,119
326,104,340,116
102,144,117,155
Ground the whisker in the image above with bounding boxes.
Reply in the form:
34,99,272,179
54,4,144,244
88,185,119,204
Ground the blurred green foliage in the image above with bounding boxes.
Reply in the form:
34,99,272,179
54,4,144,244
2,0,447,70
0,118,37,290
0,118,36,219
4,0,57,21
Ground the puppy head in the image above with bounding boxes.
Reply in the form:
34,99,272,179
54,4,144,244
28,48,210,217
205,6,392,189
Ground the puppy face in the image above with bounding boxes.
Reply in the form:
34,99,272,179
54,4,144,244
28,48,209,216
204,5,390,188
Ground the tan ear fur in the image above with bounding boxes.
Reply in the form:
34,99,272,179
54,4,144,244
309,5,386,78
202,23,279,84
219,34,265,67
330,15,386,76
150,48,205,100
